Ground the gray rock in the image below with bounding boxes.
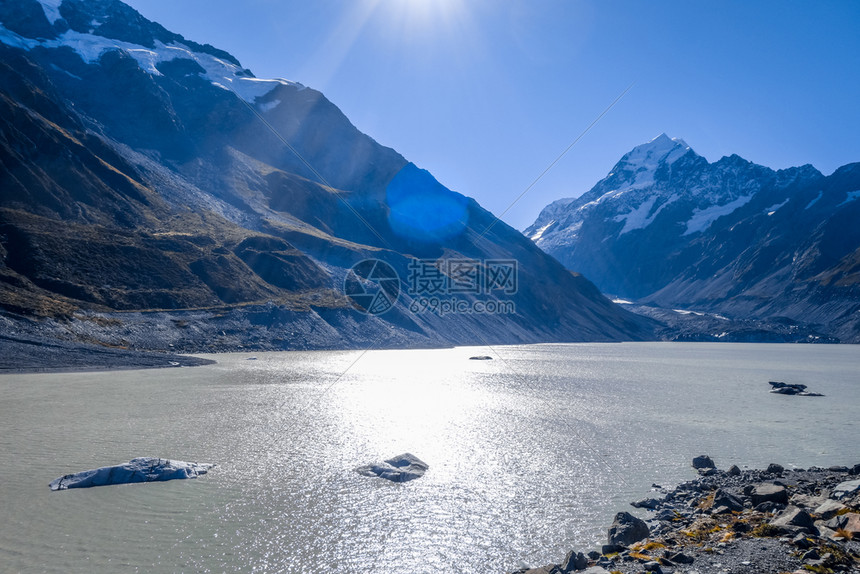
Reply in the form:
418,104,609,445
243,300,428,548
789,493,826,509
791,532,814,548
560,550,588,572
728,464,741,476
586,551,601,560
751,483,788,505
654,509,677,521
607,511,650,546
832,478,860,500
631,498,661,509
713,488,745,512
581,568,611,574
643,561,663,573
770,506,815,529
814,499,847,520
601,543,626,555
824,512,860,537
355,453,428,482
754,501,785,513
692,455,715,469
802,548,820,561
667,551,694,564
766,463,784,474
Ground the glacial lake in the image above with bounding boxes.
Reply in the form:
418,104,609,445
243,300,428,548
0,343,857,573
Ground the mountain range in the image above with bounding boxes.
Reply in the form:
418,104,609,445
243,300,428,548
0,0,651,361
526,134,860,343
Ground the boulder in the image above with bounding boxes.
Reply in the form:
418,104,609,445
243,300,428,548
631,498,661,509
49,457,214,490
751,483,788,506
560,550,588,572
832,479,860,500
824,512,860,537
607,511,650,546
770,506,815,530
814,499,848,520
712,488,745,512
469,355,493,360
355,453,429,482
692,455,715,469
666,551,694,564
790,494,826,509
728,465,741,476
601,543,626,555
766,463,785,475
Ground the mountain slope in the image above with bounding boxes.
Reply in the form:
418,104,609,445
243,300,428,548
526,135,860,343
0,0,652,357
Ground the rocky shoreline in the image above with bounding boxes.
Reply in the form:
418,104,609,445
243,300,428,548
512,459,860,574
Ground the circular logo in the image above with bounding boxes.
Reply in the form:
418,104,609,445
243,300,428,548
343,259,400,315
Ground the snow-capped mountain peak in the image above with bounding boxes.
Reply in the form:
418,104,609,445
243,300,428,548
524,135,860,342
619,133,691,170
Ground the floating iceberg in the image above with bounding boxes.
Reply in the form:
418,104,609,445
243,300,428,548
356,453,429,483
49,457,215,491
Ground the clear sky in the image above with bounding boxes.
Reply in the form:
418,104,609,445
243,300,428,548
124,0,860,231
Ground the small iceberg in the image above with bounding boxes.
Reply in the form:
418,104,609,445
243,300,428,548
356,453,428,483
49,457,215,491
469,355,493,360
768,381,824,397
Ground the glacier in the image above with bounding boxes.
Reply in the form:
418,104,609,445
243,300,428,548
682,194,753,236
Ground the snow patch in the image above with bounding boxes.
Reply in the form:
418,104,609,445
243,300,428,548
257,99,281,113
529,221,555,241
37,0,63,24
764,198,789,216
682,194,753,236
805,190,823,210
611,298,633,305
0,24,301,104
0,24,40,50
612,193,679,234
837,190,860,207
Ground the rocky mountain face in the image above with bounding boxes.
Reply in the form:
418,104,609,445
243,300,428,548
526,134,860,343
0,0,652,356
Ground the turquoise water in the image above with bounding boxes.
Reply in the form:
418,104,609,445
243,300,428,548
0,343,857,573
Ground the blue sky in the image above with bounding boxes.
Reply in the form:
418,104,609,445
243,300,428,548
125,0,860,231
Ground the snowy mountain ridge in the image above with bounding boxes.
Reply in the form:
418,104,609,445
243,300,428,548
525,135,860,342
0,5,301,106
525,134,795,249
